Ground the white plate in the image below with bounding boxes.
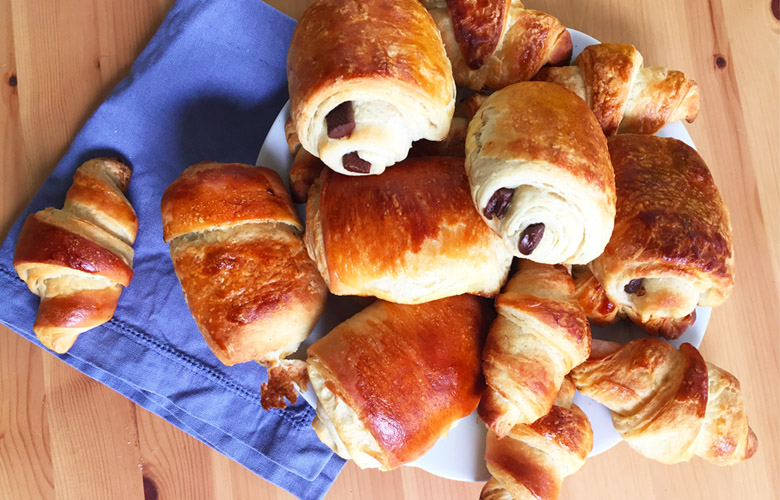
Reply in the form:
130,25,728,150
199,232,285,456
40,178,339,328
256,29,707,482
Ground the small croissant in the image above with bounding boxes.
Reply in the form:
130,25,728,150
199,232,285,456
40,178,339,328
572,339,757,466
535,43,700,135
479,261,591,437
481,377,592,500
14,158,138,353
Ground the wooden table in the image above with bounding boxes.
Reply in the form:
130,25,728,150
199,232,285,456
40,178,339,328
1,1,778,498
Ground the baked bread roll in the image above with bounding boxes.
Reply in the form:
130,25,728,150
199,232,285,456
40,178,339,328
161,163,327,396
590,135,734,339
479,261,591,437
465,81,616,265
481,377,592,500
287,0,455,176
423,0,572,91
572,339,757,465
13,158,137,353
305,156,513,304
307,295,490,470
534,43,700,135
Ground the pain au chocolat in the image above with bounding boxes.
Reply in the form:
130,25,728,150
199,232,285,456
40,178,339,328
465,82,616,265
161,163,327,408
305,156,513,304
307,295,491,470
287,0,455,176
589,135,734,339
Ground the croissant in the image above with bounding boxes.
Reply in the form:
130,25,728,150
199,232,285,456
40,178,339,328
423,0,572,91
535,43,700,136
589,135,734,339
307,295,490,470
287,0,455,176
13,158,138,353
161,162,327,407
572,339,757,465
481,377,593,500
479,261,591,437
465,81,616,265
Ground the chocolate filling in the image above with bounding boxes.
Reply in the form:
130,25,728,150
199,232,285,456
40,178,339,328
484,188,514,220
624,278,646,296
326,101,355,139
518,223,545,255
342,152,371,174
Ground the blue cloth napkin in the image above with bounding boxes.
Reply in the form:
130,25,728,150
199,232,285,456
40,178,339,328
0,1,345,498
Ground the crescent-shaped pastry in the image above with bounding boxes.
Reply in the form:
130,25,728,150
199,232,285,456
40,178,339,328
307,295,490,470
481,378,593,500
305,156,513,304
535,43,700,135
465,81,616,265
572,339,757,465
423,0,572,90
288,0,455,176
13,158,138,353
479,261,591,437
590,135,734,339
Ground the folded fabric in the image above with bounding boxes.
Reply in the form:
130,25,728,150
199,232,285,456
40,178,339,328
0,0,344,498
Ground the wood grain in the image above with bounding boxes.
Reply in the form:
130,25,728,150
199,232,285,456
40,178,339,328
0,0,778,499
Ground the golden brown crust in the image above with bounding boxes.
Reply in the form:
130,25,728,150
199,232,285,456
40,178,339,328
577,43,642,136
483,380,592,500
479,261,591,437
162,163,327,373
288,0,452,114
465,81,615,265
499,9,571,81
13,158,137,353
285,117,300,155
618,69,701,134
571,339,756,465
589,135,734,336
33,286,121,330
169,224,325,366
571,265,621,326
479,478,513,500
307,295,490,469
161,163,300,242
288,0,455,176
471,81,614,196
446,0,509,69
485,431,559,500
14,214,133,287
573,265,697,338
429,1,571,90
534,43,701,135
305,156,512,303
639,310,697,339
64,159,137,244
